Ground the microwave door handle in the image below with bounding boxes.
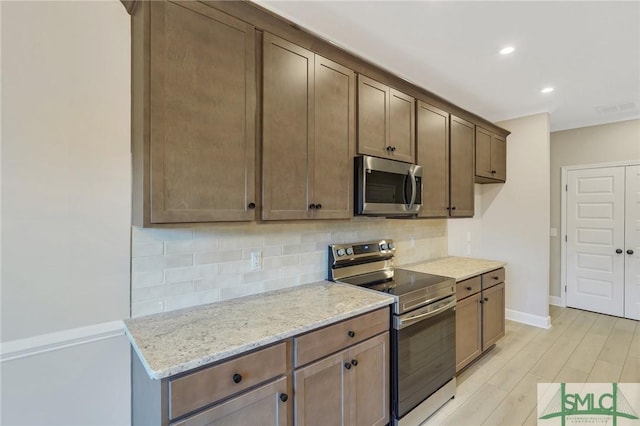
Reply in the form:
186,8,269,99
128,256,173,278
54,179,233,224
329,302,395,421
407,171,417,209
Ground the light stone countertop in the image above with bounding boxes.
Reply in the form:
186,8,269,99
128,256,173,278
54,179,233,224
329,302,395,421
400,256,506,282
124,281,394,380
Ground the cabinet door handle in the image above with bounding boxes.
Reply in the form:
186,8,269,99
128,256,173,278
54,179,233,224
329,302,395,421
351,359,358,366
451,206,456,211
391,146,396,152
279,393,288,403
347,330,355,338
232,373,242,384
386,146,392,152
484,297,489,302
628,249,635,255
466,286,472,291
344,363,352,370
491,170,497,174
247,202,256,209
309,204,316,209
315,204,322,210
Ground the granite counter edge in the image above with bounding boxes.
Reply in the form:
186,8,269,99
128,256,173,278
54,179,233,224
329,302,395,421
128,297,394,380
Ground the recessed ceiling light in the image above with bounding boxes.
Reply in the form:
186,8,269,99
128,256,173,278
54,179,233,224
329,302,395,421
499,46,515,55
541,87,555,94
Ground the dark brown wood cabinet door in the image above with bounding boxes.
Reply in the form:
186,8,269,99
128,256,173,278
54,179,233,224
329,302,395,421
148,1,256,223
262,33,314,220
357,75,389,159
313,55,355,219
349,332,389,426
388,89,415,163
449,115,475,217
417,101,449,218
475,127,492,179
294,351,347,426
491,135,507,182
455,293,482,372
482,282,505,349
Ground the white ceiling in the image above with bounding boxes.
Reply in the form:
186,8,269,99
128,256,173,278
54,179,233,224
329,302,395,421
257,1,640,132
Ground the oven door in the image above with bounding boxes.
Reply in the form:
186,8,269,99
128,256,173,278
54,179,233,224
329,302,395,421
355,155,422,216
392,295,456,420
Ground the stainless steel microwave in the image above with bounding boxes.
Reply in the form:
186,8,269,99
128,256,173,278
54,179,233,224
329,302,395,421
355,155,422,216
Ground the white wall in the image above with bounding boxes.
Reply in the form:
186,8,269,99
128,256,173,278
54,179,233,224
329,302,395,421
1,1,131,424
449,113,551,327
549,119,640,299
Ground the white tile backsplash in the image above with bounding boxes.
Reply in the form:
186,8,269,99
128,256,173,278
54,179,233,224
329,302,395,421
131,218,448,317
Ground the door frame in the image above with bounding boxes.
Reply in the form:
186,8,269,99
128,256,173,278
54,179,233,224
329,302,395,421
560,160,640,307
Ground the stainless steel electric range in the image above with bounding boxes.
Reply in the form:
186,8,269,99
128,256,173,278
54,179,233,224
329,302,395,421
328,239,456,426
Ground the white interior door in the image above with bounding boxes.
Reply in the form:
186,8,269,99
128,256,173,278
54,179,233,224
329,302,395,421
625,165,640,320
566,167,625,316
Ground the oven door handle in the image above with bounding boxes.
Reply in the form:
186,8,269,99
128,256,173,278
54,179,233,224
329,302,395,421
395,297,456,330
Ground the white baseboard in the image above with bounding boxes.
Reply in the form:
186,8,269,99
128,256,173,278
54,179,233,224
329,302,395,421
1,320,125,362
549,296,565,307
506,308,551,329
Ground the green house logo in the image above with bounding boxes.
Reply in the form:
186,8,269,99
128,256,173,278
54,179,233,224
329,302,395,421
538,383,639,426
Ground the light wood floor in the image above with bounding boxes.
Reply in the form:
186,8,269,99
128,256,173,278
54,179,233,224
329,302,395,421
422,305,640,426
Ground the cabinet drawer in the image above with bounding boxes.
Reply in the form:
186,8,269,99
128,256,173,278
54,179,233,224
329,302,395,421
294,308,389,367
169,342,286,420
456,276,481,300
482,268,505,289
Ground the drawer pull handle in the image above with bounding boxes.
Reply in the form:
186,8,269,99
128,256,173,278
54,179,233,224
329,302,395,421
351,359,358,366
493,276,499,280
466,286,472,291
232,373,242,384
247,202,256,209
279,393,288,402
344,363,352,370
347,330,355,338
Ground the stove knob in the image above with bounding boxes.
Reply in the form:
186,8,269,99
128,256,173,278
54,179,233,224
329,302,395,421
346,247,354,256
388,242,395,250
380,243,388,250
337,248,345,257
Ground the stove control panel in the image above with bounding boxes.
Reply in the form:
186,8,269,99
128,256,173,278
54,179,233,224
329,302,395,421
329,239,395,260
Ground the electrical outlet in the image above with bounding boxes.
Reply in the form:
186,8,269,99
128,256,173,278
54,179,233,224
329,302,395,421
250,251,262,270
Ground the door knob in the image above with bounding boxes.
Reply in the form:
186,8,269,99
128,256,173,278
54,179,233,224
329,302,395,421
628,249,634,255
616,249,623,254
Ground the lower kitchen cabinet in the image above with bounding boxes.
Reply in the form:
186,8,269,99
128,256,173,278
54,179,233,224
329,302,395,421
131,307,391,426
455,292,482,372
132,342,289,426
170,377,288,426
294,332,389,426
455,268,505,372
482,282,505,349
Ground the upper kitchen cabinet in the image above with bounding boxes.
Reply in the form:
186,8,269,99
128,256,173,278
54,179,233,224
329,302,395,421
357,75,415,163
475,126,507,183
449,115,475,217
416,101,449,218
131,1,257,226
262,33,355,221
